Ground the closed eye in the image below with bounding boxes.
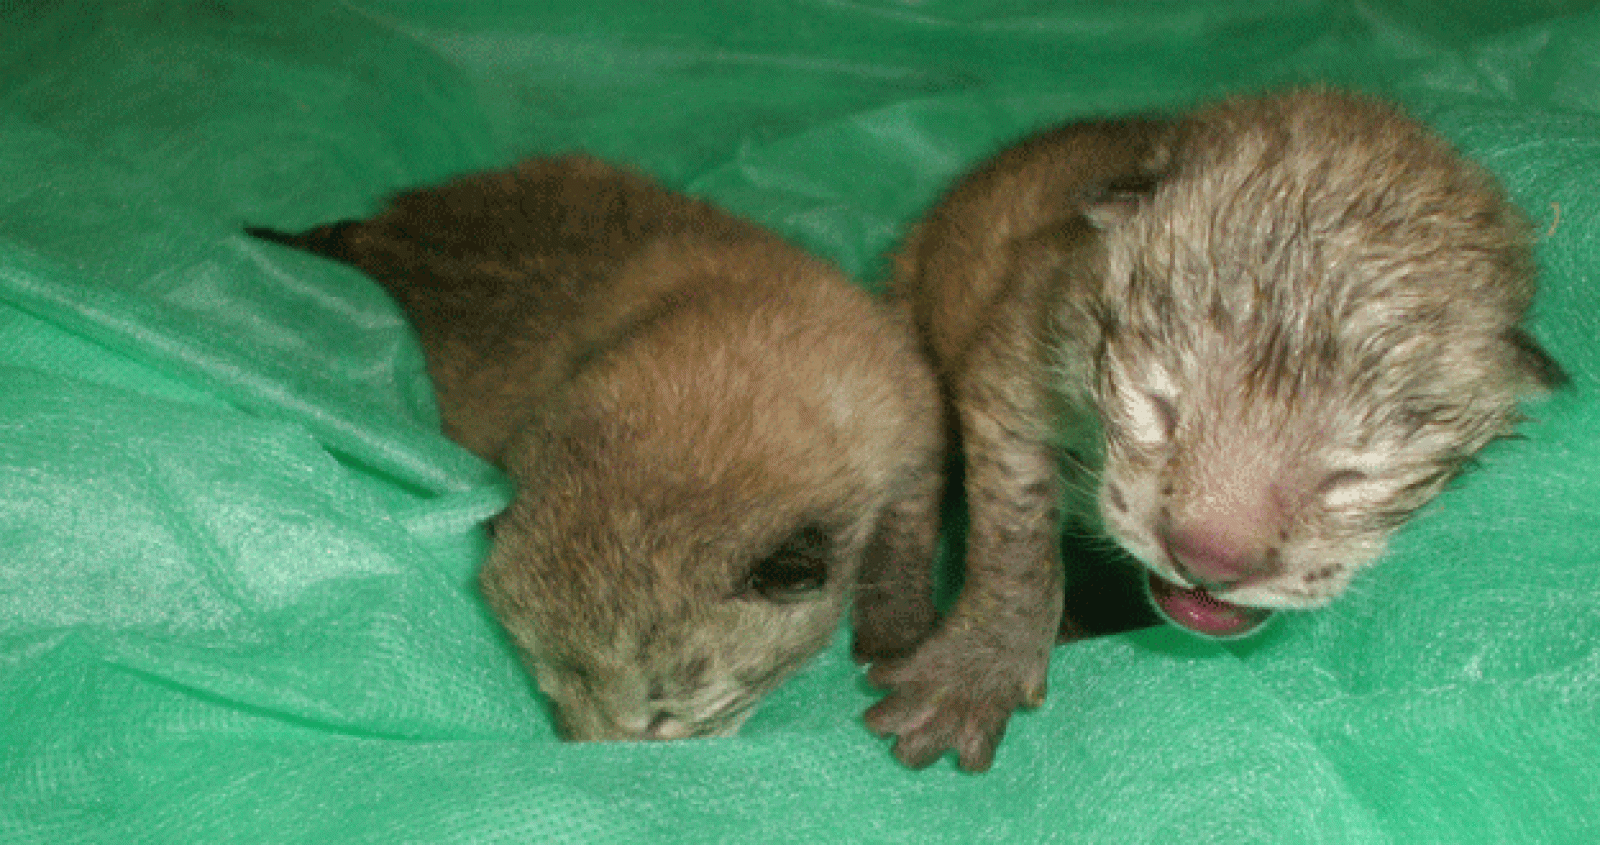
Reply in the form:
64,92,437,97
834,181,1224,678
1316,469,1369,494
539,655,596,693
738,524,831,603
1316,469,1374,508
1126,390,1179,444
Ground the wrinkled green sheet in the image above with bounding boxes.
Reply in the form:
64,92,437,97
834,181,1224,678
2,1,1597,841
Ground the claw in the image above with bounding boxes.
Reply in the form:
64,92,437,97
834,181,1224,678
956,723,1003,773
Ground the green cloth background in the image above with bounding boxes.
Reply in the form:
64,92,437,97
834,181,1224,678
2,1,1596,841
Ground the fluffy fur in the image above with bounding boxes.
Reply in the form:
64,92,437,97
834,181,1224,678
250,156,944,741
865,89,1564,771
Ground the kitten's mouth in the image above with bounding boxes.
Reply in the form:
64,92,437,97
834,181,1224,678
1144,573,1274,639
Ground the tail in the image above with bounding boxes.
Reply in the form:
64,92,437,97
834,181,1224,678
244,220,361,264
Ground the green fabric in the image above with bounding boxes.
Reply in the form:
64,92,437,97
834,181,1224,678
2,1,1596,841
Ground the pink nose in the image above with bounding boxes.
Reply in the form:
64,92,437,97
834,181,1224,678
1159,523,1281,590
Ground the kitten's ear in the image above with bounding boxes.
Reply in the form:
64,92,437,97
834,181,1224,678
1080,117,1174,230
1505,327,1568,394
245,219,362,264
1083,174,1161,231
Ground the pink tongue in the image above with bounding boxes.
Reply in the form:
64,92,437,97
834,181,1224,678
1146,573,1273,638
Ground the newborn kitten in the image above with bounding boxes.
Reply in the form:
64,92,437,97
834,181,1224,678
250,156,944,741
865,89,1564,771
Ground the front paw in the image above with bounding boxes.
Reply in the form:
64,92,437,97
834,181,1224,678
862,631,1050,772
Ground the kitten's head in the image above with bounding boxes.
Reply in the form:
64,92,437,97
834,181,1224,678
481,268,935,738
1086,90,1563,636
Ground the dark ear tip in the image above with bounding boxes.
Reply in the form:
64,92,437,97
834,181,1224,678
244,219,362,260
1507,328,1569,391
243,225,297,245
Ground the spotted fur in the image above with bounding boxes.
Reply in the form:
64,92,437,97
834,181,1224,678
867,89,1563,771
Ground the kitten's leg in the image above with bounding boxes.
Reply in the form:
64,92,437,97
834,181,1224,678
864,340,1063,773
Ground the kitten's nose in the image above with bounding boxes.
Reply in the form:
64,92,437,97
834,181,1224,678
1159,522,1282,590
643,710,690,740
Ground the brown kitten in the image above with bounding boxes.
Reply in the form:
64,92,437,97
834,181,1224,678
249,156,944,741
866,90,1564,771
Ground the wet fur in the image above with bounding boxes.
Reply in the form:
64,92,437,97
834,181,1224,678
867,90,1564,771
250,156,944,741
